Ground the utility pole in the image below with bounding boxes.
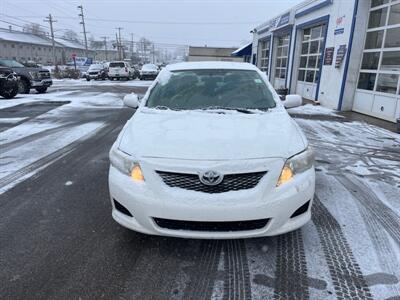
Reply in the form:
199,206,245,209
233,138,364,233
152,44,155,64
78,5,88,56
115,32,120,60
130,33,134,61
101,36,108,61
116,27,123,60
44,14,57,66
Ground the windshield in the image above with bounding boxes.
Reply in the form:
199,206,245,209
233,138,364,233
146,69,276,110
0,59,25,68
89,64,103,70
109,62,125,68
142,64,157,71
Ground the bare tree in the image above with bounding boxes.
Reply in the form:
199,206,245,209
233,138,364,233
23,23,46,35
63,30,79,41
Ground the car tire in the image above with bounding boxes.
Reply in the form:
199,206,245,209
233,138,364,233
18,78,30,94
35,87,48,93
86,77,91,81
0,81,18,99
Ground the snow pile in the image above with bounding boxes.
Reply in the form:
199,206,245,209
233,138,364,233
288,104,343,117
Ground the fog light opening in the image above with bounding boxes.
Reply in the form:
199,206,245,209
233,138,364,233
290,200,310,218
113,199,133,217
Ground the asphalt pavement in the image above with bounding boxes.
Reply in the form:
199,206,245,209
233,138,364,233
0,79,399,300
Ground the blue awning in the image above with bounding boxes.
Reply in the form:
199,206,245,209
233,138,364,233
231,42,252,57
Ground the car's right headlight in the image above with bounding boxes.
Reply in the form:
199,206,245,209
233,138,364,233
277,146,314,186
29,71,39,80
109,145,144,181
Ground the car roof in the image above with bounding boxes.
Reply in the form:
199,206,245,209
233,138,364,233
165,61,258,72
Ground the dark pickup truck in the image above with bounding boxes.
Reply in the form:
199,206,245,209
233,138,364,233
0,59,52,94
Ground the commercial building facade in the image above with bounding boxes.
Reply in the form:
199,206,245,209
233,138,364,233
0,28,119,65
188,46,243,62
251,0,400,123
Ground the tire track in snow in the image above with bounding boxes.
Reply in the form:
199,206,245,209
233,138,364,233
223,240,251,300
312,196,373,299
335,175,400,245
0,123,110,191
342,182,400,296
0,123,77,153
274,229,309,300
183,240,222,300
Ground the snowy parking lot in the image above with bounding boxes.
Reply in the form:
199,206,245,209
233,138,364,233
0,79,399,299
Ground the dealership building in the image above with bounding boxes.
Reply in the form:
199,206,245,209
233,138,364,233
250,0,400,123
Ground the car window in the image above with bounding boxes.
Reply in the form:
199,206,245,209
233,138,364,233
146,69,276,110
89,64,103,70
142,64,157,70
0,59,25,68
109,62,125,68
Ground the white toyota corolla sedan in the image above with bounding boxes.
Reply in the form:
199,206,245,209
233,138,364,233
109,62,315,239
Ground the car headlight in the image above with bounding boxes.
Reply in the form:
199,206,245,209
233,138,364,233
277,146,314,186
29,71,39,80
109,145,144,182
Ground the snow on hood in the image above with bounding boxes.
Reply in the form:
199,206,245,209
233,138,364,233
118,109,306,160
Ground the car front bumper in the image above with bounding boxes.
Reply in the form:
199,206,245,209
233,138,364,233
140,73,157,79
31,79,52,87
108,157,315,239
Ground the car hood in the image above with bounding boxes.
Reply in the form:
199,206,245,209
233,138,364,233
10,67,48,74
119,109,306,160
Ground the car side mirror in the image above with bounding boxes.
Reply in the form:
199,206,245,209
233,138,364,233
123,93,139,108
282,94,302,109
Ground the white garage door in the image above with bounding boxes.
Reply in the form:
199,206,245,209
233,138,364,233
295,24,326,101
353,0,400,122
273,34,290,90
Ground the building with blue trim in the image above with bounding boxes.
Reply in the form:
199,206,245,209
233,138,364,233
250,0,400,123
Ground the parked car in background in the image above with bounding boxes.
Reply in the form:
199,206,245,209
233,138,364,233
139,63,159,80
130,64,140,79
0,59,52,94
109,62,314,239
108,61,133,80
0,67,18,99
86,63,108,81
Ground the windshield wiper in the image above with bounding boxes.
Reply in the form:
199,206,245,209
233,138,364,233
202,106,255,114
152,105,182,111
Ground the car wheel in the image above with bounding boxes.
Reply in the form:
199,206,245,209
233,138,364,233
35,87,48,94
18,78,30,94
86,77,91,81
0,81,18,99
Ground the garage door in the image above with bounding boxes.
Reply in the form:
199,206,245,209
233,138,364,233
295,24,326,101
353,0,400,122
273,34,290,90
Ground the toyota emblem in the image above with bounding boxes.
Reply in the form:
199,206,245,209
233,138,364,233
199,170,223,186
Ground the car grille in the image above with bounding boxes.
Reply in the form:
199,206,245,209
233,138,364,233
156,170,266,193
153,218,270,232
39,71,50,79
89,71,99,75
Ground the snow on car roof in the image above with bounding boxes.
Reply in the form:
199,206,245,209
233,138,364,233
165,61,258,72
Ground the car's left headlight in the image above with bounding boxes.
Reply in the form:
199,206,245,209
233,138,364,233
277,146,314,186
109,145,144,182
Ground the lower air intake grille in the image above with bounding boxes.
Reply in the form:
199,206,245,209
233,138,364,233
157,171,266,193
153,218,269,232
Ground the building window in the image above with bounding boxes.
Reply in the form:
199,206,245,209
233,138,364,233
258,39,270,73
297,24,326,84
275,34,290,80
11,44,15,48
357,1,400,95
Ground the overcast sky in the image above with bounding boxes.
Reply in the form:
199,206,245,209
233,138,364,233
1,0,303,48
